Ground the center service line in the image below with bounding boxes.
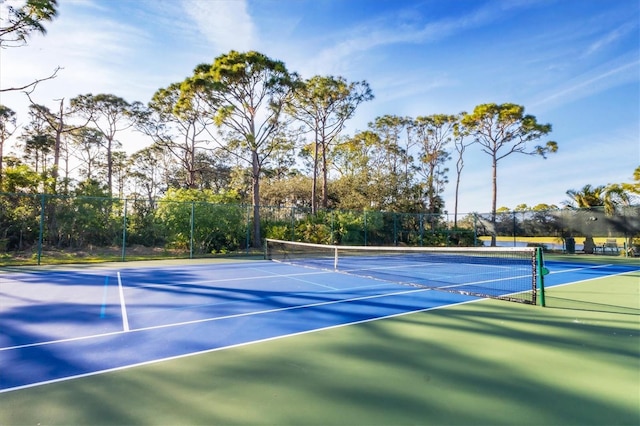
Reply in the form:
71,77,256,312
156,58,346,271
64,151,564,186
117,271,130,332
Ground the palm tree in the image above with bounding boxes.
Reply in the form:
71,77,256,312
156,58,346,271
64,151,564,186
565,183,632,214
564,184,606,209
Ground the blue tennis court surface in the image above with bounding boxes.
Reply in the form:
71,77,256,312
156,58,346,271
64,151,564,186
0,259,637,392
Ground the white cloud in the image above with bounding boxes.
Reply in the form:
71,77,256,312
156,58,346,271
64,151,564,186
181,0,255,54
529,55,640,111
584,19,638,57
305,0,541,77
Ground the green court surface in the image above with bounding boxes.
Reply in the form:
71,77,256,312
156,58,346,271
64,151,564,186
1,271,638,425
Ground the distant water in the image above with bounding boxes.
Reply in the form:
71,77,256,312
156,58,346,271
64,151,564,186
484,240,580,251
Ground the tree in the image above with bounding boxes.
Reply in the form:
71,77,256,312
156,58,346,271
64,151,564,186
0,0,60,93
69,127,105,182
18,105,56,178
260,174,312,208
0,0,57,47
183,50,298,247
155,188,244,254
135,83,216,189
331,128,424,212
412,114,455,220
566,183,631,215
462,103,557,246
0,105,17,190
368,115,418,211
24,95,91,192
126,143,170,205
287,75,373,213
71,94,135,197
451,113,472,228
604,166,639,209
565,184,606,209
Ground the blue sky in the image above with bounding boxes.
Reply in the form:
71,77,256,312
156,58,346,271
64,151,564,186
1,0,638,214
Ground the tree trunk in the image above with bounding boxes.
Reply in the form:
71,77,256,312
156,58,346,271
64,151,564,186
321,142,328,209
188,134,196,188
0,137,4,190
454,173,461,228
491,157,498,247
311,133,319,214
252,150,261,248
51,99,64,188
107,137,113,197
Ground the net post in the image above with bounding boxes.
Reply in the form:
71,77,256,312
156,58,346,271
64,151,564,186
535,247,547,307
334,246,338,270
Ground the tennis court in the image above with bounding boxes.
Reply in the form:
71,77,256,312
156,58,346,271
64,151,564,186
0,248,638,424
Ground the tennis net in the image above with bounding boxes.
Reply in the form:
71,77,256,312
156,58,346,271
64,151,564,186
265,239,543,305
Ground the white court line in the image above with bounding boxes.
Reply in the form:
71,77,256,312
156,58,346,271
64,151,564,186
544,268,639,291
4,263,628,352
117,271,130,332
128,269,334,290
0,296,481,395
248,266,340,290
0,286,430,352
4,265,635,394
547,263,615,274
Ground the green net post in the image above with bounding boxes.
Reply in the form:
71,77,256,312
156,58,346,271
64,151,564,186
535,247,548,307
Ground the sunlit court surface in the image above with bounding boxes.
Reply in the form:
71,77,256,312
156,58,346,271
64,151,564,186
1,258,483,391
0,254,638,425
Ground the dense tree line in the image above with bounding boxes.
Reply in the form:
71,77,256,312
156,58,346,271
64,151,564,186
1,0,637,254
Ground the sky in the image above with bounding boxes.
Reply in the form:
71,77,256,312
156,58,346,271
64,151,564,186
1,0,639,214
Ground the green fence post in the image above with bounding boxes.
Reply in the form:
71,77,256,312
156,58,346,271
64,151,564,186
121,198,127,262
37,193,45,266
513,211,517,247
246,205,251,253
364,211,368,246
473,213,478,246
290,206,295,241
330,210,335,244
190,201,195,259
394,213,398,246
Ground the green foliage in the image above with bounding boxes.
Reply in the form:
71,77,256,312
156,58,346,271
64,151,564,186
0,0,58,48
183,50,299,247
154,188,245,253
3,164,41,192
263,224,292,241
0,193,39,251
287,75,373,211
71,196,122,247
295,221,333,244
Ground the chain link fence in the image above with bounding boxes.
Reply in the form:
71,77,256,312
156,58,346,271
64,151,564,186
475,207,640,253
1,192,638,265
